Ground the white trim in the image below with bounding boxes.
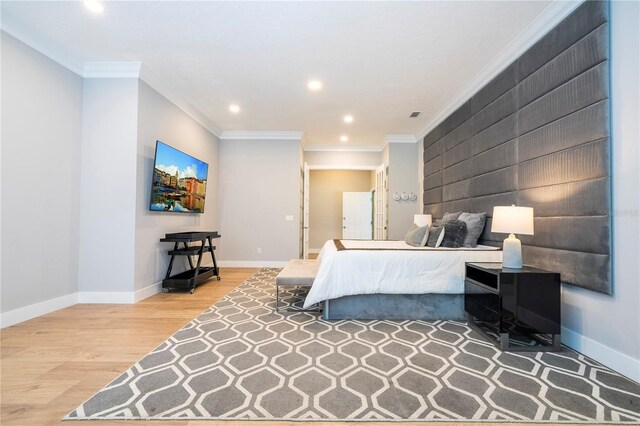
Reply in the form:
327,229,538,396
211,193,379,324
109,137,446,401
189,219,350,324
134,281,162,302
218,260,289,268
385,135,417,144
0,12,84,76
220,131,304,141
562,326,640,383
83,61,141,78
304,144,382,152
415,0,584,141
308,165,379,171
0,293,78,329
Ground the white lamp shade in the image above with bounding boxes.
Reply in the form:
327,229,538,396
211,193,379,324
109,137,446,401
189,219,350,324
491,205,534,235
414,214,432,227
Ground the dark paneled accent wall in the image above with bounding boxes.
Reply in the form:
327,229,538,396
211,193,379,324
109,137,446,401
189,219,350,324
423,1,611,293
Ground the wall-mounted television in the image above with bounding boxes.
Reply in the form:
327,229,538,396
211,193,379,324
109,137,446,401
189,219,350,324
150,140,209,213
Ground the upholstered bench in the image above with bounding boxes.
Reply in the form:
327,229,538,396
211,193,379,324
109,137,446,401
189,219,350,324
274,259,320,312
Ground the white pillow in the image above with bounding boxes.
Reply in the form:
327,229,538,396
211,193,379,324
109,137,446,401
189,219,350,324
435,227,445,247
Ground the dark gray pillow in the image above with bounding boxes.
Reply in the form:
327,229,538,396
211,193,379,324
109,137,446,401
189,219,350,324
442,211,462,223
426,225,445,247
440,220,468,248
458,212,487,248
404,224,429,247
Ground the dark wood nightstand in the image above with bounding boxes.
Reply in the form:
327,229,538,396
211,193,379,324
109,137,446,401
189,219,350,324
464,262,561,352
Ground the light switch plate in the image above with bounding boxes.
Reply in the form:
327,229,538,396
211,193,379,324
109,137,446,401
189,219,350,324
285,215,294,221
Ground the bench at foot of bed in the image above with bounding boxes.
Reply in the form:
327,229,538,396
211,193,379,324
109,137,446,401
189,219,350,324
275,259,321,313
323,293,465,321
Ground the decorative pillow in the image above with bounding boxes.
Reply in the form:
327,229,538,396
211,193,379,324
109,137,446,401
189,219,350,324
442,211,462,223
426,225,445,248
404,224,429,247
420,224,430,246
440,220,468,248
458,212,487,248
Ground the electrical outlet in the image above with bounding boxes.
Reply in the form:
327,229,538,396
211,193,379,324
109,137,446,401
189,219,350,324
257,248,262,254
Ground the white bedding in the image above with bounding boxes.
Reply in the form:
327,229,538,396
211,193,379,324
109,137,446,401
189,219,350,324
303,239,502,308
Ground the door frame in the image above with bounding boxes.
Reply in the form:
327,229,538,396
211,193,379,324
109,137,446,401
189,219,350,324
374,163,387,240
305,164,383,251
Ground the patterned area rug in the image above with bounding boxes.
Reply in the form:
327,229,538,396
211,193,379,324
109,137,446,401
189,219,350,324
67,269,640,422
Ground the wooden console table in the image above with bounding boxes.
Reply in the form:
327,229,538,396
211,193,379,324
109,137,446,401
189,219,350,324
160,231,221,294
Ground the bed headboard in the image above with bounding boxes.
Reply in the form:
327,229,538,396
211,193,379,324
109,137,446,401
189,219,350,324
422,1,611,294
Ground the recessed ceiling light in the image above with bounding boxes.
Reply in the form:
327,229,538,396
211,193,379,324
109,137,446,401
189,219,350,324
229,104,240,113
84,1,105,14
307,80,322,91
340,135,349,142
343,115,354,123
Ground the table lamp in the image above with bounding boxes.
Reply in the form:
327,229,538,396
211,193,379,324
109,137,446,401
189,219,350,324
491,205,534,269
414,214,432,227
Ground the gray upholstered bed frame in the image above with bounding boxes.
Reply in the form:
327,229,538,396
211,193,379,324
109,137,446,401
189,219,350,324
323,294,465,321
423,0,611,294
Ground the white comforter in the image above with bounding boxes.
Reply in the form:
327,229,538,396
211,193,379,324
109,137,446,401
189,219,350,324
303,240,502,308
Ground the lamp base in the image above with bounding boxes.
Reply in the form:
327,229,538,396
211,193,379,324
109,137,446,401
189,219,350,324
502,233,523,269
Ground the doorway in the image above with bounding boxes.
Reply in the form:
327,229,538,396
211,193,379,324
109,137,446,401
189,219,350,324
305,168,380,255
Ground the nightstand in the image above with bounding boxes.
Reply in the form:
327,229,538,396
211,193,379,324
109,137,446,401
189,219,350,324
464,262,561,352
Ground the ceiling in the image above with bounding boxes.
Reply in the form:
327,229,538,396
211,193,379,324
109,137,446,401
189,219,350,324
2,1,576,150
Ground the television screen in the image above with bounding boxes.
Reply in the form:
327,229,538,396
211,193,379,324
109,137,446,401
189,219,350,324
150,141,209,213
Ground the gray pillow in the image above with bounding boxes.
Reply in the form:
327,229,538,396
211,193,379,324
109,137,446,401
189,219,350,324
404,224,429,247
458,212,487,248
440,220,468,248
426,225,445,247
442,211,462,223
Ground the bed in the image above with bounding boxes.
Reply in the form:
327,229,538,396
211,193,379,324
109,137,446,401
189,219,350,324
304,239,502,320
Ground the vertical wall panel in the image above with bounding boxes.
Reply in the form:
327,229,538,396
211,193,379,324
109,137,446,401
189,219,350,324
422,1,611,294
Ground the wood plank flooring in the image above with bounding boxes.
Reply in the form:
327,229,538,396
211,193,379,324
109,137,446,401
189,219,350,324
1,267,596,426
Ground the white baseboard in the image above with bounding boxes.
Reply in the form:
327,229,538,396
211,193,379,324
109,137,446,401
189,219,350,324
134,281,162,302
0,292,78,328
218,260,288,268
562,326,640,382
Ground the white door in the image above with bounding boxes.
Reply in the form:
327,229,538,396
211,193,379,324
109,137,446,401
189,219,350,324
343,192,373,239
302,163,310,258
374,164,387,240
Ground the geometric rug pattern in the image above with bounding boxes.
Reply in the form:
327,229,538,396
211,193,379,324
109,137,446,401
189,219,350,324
67,269,640,423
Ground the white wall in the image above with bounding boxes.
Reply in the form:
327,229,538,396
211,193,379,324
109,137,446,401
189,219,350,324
304,150,382,169
560,0,640,381
386,143,420,240
78,78,139,294
0,33,83,316
135,81,220,292
219,139,301,264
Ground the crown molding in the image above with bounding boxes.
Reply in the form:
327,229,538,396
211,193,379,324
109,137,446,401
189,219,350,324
304,144,383,152
386,135,417,144
415,0,584,141
220,131,304,141
84,62,141,78
1,11,84,76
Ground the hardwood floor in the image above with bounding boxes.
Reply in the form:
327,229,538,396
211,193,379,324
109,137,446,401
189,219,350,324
1,267,595,426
